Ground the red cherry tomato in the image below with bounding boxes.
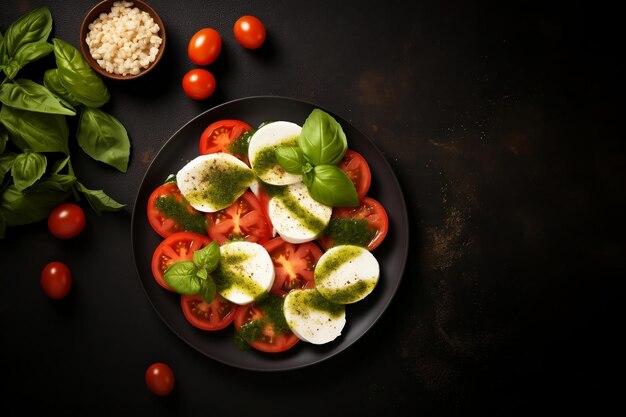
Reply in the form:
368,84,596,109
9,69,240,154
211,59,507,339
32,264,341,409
47,203,85,239
145,363,175,396
41,261,72,299
188,28,222,65
182,68,216,100
233,15,266,49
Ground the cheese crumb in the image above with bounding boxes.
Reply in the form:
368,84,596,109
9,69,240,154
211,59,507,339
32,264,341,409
85,1,162,76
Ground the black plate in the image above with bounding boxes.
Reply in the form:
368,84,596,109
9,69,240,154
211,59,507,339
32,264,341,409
131,96,409,371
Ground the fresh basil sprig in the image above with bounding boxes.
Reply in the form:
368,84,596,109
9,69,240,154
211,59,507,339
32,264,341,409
0,7,130,238
164,242,221,303
275,109,359,207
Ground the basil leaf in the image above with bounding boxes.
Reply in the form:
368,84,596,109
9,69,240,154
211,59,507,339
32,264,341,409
27,173,76,193
0,105,69,154
11,151,47,191
52,38,109,108
275,146,304,174
0,31,5,67
3,41,53,79
77,107,130,172
76,182,125,215
196,268,208,280
307,165,359,207
0,79,76,115
163,261,201,295
0,184,68,226
0,151,17,178
192,241,220,272
3,8,52,58
199,278,217,304
298,109,348,166
0,124,8,154
51,155,70,174
43,69,80,107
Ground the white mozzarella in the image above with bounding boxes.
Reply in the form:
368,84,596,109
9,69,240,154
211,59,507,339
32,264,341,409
176,153,254,213
283,288,346,344
268,182,331,244
214,241,275,305
314,245,379,304
248,121,303,185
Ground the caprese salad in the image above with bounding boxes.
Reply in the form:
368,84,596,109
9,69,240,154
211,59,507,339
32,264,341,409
147,109,389,353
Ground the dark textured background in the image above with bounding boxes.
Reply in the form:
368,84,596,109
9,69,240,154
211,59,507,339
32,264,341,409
1,1,623,415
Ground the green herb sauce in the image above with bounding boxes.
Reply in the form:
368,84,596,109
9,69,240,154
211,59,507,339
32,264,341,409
237,294,291,343
213,253,265,298
185,163,254,209
324,218,375,247
154,195,207,235
271,185,327,234
252,137,298,177
318,279,377,304
315,245,362,282
288,289,344,319
227,130,254,158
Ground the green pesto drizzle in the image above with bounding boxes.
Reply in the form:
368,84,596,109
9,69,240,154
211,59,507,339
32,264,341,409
318,279,377,304
324,217,375,247
227,129,254,158
185,163,254,209
275,186,326,234
154,195,207,235
237,294,291,343
289,289,344,319
213,253,265,297
252,137,298,177
314,246,362,283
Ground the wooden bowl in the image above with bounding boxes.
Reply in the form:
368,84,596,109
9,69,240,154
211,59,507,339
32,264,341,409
80,0,166,80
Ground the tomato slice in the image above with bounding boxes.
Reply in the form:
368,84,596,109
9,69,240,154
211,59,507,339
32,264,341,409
199,119,253,164
263,237,323,297
206,191,272,245
317,196,389,251
338,149,371,199
181,293,238,331
147,182,207,238
234,295,299,353
151,232,213,291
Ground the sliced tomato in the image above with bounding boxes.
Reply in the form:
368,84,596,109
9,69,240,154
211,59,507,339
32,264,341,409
206,191,272,245
234,295,299,353
254,184,274,232
263,237,323,297
181,293,238,331
338,149,371,199
317,196,389,251
151,232,213,291
199,119,253,164
147,182,207,238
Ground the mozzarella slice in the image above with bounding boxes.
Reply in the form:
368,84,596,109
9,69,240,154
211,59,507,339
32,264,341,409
177,153,255,213
314,245,379,304
268,182,331,244
213,241,275,305
248,121,303,185
283,288,346,344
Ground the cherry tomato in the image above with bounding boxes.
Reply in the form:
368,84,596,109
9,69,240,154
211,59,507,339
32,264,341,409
151,232,213,291
233,15,266,49
181,294,238,331
41,261,72,299
182,68,216,100
188,28,222,65
147,182,207,238
205,191,272,245
145,363,175,396
47,203,85,239
338,149,371,199
263,237,323,297
198,119,253,164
